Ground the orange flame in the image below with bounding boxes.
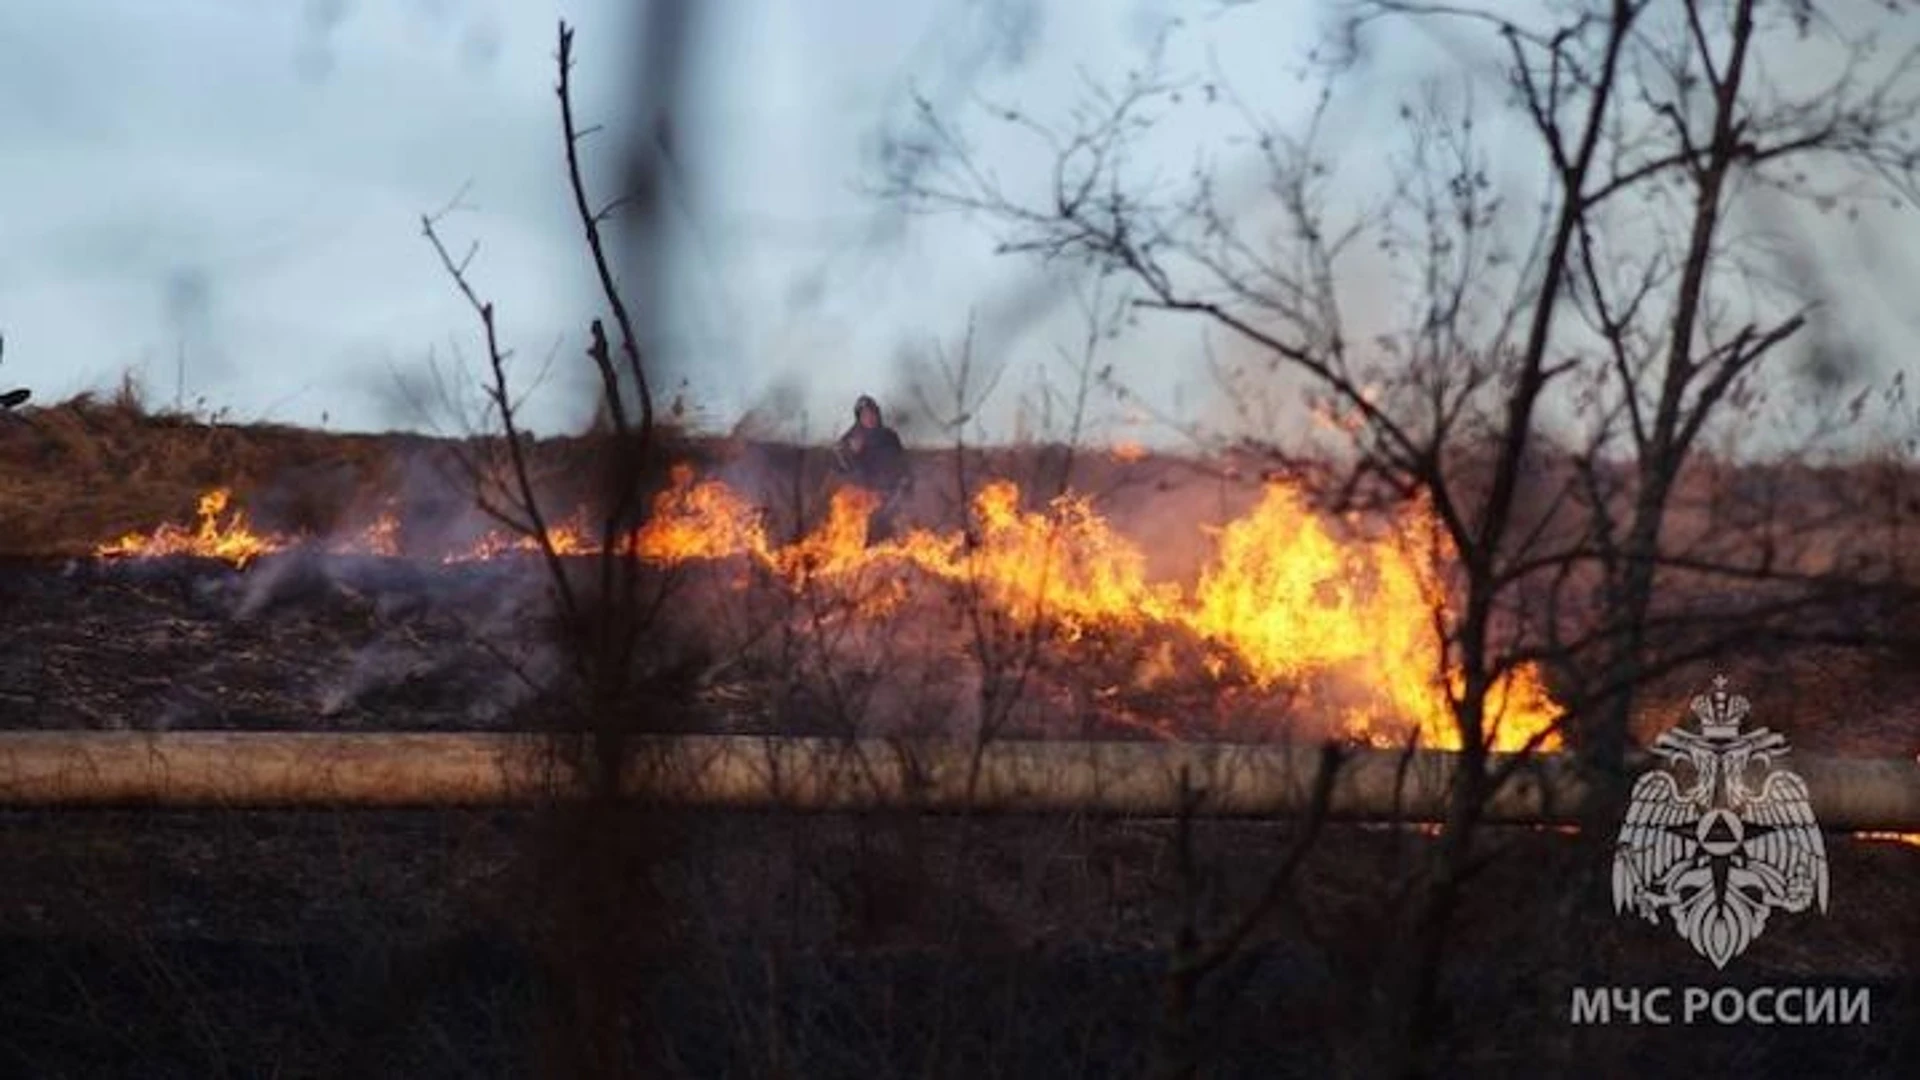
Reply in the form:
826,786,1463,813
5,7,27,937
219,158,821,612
1184,483,1555,749
1853,832,1920,848
634,465,772,564
443,511,599,564
855,481,1183,638
92,470,1567,752
95,489,281,568
340,512,401,558
628,469,1562,751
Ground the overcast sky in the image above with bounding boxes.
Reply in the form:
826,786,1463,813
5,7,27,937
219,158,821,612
3,1,1916,449
0,0,1232,440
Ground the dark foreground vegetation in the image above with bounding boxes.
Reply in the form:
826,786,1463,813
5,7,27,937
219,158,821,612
0,807,1912,1079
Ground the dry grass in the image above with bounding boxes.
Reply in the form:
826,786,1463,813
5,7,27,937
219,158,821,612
8,389,1919,744
10,384,1915,568
0,387,708,556
0,386,391,553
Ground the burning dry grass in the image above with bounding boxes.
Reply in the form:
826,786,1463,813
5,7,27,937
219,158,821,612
0,388,700,557
96,488,285,568
0,388,389,554
80,456,1559,751
11,392,1920,761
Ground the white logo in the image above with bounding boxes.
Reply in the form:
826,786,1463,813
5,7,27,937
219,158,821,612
1611,676,1829,969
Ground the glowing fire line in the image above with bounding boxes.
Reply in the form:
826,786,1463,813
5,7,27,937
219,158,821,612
1853,831,1920,848
96,490,279,569
95,468,1569,752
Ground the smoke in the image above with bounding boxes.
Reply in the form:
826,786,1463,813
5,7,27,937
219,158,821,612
861,0,1047,221
294,0,351,83
728,373,808,442
160,264,224,405
1738,186,1882,412
206,443,569,726
458,16,503,74
295,0,503,84
208,547,561,725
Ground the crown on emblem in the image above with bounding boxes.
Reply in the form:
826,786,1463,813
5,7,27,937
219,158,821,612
1691,674,1750,739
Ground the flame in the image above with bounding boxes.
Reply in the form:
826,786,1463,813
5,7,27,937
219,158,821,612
95,489,281,568
90,470,1566,752
627,469,1561,751
633,465,771,563
1185,483,1554,749
341,512,401,558
775,487,879,579
443,510,600,564
897,481,1182,632
1853,832,1920,848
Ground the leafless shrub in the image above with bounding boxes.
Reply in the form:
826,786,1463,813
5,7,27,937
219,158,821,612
880,0,1920,1070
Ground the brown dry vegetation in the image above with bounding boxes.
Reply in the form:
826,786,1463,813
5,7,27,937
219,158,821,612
0,388,700,556
7,391,1919,747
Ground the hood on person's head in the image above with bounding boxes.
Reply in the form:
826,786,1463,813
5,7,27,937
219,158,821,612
855,395,881,426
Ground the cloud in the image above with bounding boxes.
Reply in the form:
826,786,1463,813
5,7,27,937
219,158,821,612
12,0,1904,455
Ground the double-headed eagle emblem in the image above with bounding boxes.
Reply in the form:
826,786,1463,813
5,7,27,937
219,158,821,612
1611,675,1828,969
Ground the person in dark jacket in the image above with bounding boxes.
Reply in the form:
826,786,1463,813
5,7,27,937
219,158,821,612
835,394,911,543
